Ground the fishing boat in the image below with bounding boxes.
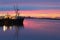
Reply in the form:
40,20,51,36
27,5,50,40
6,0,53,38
0,8,24,26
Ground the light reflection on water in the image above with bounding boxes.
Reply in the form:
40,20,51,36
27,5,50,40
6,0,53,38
0,19,60,40
0,24,24,40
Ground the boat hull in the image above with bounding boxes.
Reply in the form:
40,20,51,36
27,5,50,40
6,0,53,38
0,18,24,26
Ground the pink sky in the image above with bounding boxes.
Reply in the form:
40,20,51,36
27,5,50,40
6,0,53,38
21,10,60,18
0,10,60,18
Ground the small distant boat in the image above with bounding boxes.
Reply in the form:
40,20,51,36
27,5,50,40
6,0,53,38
0,7,24,26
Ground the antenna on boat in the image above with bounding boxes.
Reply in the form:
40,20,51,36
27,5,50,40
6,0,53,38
14,6,20,17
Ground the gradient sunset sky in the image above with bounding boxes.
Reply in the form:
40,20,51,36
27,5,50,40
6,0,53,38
0,0,60,18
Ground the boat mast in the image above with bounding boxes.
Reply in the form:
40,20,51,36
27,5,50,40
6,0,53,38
15,8,19,17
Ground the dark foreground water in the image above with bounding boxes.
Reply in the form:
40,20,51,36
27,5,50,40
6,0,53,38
0,19,60,40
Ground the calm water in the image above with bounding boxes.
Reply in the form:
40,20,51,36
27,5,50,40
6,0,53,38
0,19,60,40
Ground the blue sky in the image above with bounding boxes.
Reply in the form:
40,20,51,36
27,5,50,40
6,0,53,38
0,0,60,3
0,0,60,10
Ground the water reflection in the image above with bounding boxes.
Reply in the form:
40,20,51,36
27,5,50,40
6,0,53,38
0,19,60,40
0,22,24,40
2,24,24,32
2,25,21,32
23,19,60,40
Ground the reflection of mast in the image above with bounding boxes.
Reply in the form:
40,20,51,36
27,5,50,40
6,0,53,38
14,25,24,40
15,26,19,40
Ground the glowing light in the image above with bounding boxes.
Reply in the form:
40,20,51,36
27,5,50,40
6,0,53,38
10,26,12,30
3,25,7,32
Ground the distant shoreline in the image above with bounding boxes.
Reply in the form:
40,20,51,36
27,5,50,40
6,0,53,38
25,17,60,20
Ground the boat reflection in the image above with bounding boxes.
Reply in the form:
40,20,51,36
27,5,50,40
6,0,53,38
2,25,24,32
0,20,24,40
0,23,24,40
0,24,24,32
